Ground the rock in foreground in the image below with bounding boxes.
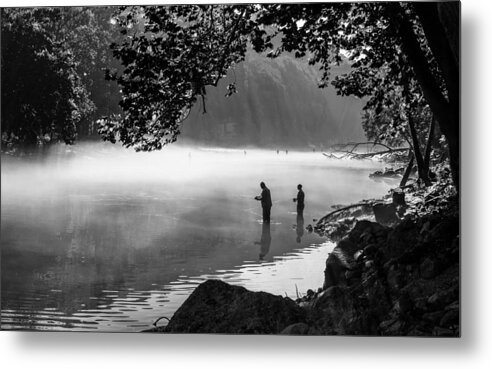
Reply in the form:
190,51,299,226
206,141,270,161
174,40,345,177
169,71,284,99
162,280,306,334
309,210,459,336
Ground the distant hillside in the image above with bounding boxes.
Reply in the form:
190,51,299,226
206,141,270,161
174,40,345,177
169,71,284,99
181,52,366,149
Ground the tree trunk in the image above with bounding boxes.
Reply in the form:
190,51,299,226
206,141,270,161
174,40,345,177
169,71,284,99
403,81,430,186
388,2,459,190
423,114,436,173
413,3,459,109
414,2,459,189
400,154,415,188
407,109,430,186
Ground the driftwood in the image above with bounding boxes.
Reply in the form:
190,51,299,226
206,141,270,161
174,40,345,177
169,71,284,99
316,201,376,226
324,142,410,160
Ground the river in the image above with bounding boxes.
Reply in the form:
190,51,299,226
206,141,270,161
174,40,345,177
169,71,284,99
1,143,396,332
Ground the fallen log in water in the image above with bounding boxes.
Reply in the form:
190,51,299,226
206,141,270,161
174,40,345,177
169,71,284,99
316,201,376,226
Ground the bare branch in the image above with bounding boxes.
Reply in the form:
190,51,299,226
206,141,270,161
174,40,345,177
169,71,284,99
325,142,410,160
316,201,376,226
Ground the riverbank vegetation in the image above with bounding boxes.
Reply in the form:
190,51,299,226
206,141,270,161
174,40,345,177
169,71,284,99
1,7,123,153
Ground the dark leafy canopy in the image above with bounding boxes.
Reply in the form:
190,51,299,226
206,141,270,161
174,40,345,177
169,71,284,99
253,3,448,147
103,2,458,186
1,8,93,147
1,7,123,150
362,86,433,149
50,7,124,137
101,5,262,151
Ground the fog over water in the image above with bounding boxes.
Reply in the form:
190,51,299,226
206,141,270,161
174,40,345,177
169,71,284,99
1,142,397,331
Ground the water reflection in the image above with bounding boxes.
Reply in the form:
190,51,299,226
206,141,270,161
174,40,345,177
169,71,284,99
296,214,304,243
256,223,272,261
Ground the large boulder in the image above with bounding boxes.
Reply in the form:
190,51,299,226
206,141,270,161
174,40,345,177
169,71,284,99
372,203,399,225
309,285,387,335
314,212,459,337
164,280,306,334
323,220,388,289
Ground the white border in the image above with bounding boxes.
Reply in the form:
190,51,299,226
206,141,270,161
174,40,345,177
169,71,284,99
1,1,491,368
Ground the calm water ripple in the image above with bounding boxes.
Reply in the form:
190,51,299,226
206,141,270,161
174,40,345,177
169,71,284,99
1,145,396,331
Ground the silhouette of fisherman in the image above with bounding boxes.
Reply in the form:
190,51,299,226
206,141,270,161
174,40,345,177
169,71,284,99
255,181,272,223
293,184,305,217
255,222,272,260
296,214,304,243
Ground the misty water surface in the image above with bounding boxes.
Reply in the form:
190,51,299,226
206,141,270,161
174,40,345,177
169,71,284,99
1,143,397,331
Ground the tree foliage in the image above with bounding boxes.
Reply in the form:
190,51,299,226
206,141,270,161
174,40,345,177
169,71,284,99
1,8,93,148
102,2,459,188
99,5,264,151
50,7,124,137
1,7,122,151
361,86,431,148
251,2,457,186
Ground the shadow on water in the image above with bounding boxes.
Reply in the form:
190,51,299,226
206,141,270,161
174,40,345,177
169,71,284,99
256,223,272,261
296,214,304,244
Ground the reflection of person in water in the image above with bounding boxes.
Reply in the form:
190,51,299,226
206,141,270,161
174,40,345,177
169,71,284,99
296,214,304,243
255,222,272,260
254,182,272,223
293,184,305,216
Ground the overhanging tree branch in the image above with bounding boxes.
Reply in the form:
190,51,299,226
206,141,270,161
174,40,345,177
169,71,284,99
387,3,449,119
211,7,247,87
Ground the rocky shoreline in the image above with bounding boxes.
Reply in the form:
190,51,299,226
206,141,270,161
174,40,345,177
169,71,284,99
146,196,459,336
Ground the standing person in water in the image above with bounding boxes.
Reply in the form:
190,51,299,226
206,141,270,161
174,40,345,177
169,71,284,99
293,184,305,217
255,182,272,223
